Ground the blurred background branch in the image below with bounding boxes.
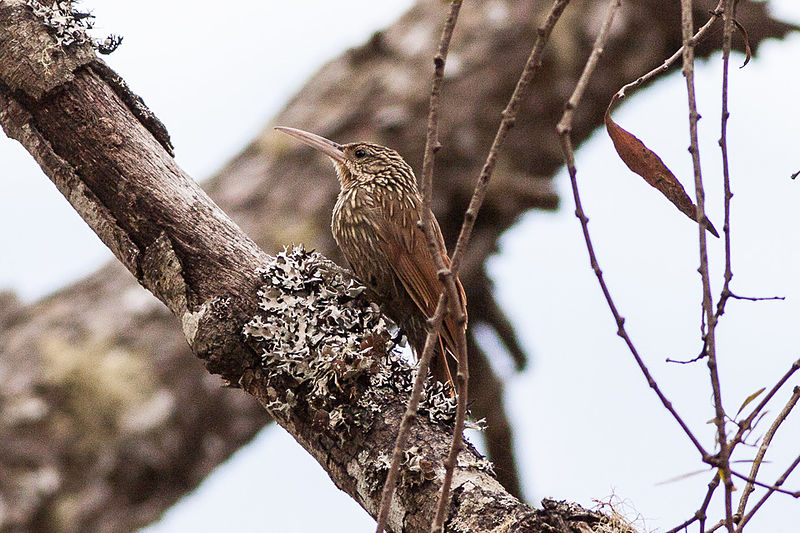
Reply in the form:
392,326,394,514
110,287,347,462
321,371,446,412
0,0,796,531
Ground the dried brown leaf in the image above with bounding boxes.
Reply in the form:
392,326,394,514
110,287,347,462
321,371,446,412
733,19,752,68
605,95,719,237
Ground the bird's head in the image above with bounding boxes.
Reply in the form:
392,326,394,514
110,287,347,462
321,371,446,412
275,126,416,190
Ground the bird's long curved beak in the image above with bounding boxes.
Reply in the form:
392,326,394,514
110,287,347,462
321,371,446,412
274,126,345,163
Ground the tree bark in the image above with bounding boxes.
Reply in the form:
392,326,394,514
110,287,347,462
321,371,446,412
0,2,643,531
0,0,795,531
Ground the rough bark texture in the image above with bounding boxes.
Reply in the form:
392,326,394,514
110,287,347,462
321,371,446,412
0,3,646,531
0,0,795,531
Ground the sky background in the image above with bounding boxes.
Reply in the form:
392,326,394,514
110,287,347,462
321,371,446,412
1,1,799,531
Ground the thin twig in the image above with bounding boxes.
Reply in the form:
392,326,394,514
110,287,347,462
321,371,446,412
735,386,800,521
374,3,462,532
431,1,574,529
679,1,734,531
375,293,450,533
666,516,697,533
730,469,800,498
665,473,721,533
390,0,575,528
707,519,729,533
666,351,707,365
728,293,785,303
614,1,725,102
415,2,471,531
735,452,800,531
448,0,573,274
729,358,800,453
557,0,709,460
714,0,735,321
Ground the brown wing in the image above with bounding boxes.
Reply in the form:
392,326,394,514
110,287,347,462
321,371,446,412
376,205,467,358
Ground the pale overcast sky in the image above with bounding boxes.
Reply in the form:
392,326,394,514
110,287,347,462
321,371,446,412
1,2,798,531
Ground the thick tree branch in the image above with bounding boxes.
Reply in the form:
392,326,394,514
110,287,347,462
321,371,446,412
0,0,795,530
0,2,641,531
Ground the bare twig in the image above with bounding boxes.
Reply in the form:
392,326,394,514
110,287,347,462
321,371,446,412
730,469,800,499
431,1,575,529
679,1,734,530
375,292,450,533
448,0,574,274
735,386,800,519
382,1,576,528
557,0,709,460
665,474,721,533
0,3,544,529
729,358,800,452
728,293,785,303
735,452,800,531
714,0,736,322
707,519,729,533
614,1,725,102
666,351,707,365
417,2,472,532
375,3,462,531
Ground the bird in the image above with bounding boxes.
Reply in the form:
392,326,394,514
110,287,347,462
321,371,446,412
275,126,467,388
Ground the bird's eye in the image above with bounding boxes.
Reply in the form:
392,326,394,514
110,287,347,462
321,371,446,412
354,148,367,159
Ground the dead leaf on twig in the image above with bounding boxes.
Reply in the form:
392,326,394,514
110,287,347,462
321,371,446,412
605,94,719,237
733,19,752,68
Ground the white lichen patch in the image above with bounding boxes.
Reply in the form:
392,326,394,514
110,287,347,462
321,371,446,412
244,246,392,429
26,0,122,53
244,245,462,433
402,445,436,486
245,245,387,364
457,454,495,475
372,356,462,427
348,450,394,511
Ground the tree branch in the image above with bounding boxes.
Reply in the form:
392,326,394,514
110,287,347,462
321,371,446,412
0,2,638,531
378,5,464,532
678,1,734,529
1,0,795,529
